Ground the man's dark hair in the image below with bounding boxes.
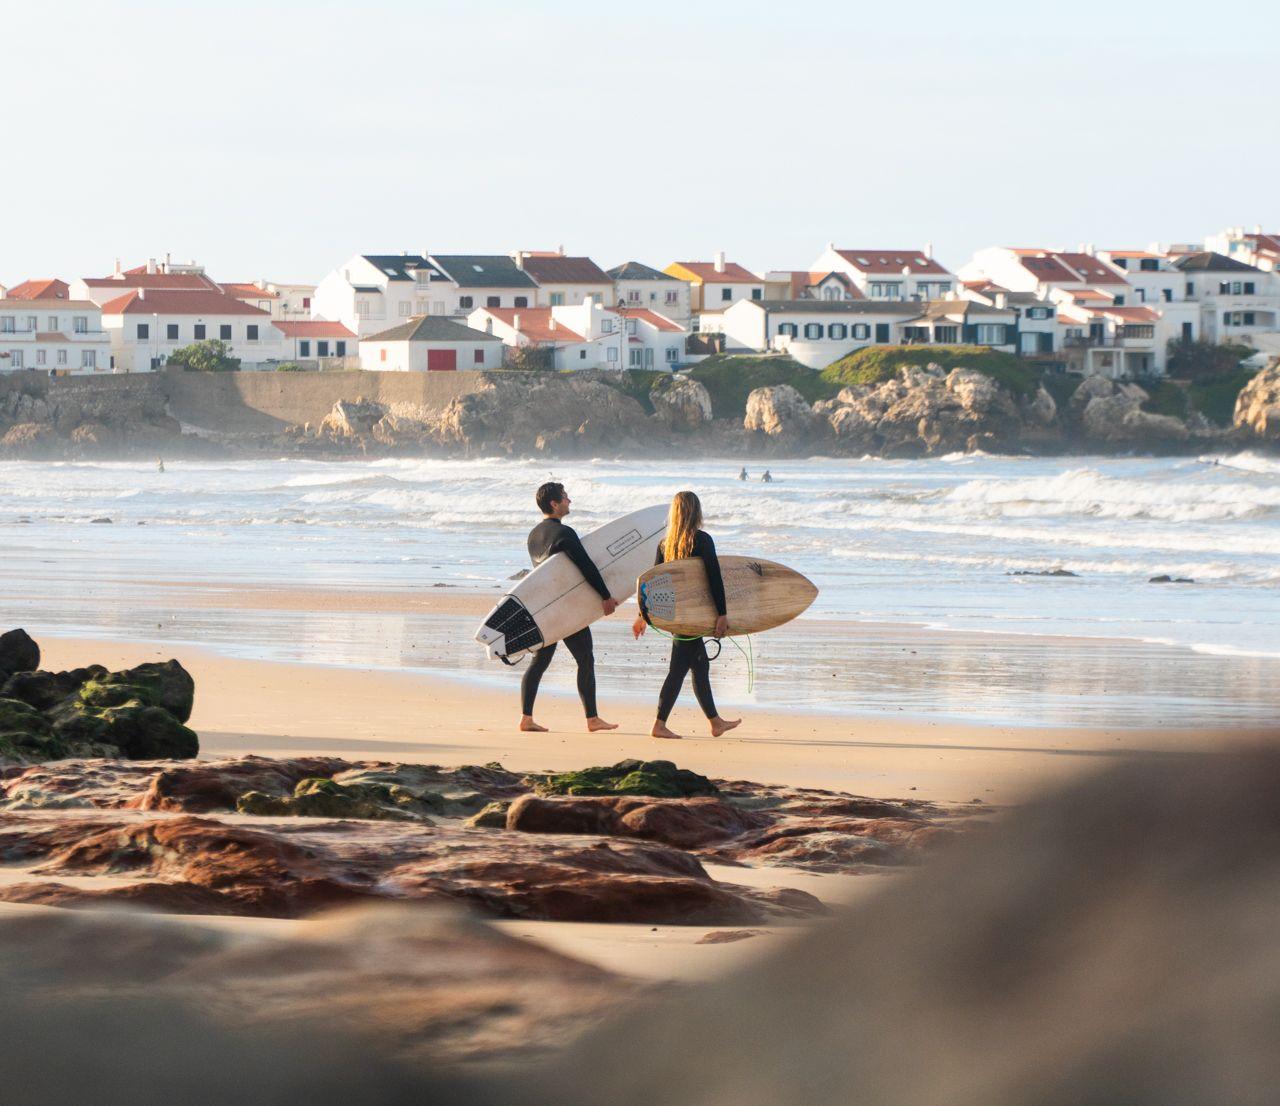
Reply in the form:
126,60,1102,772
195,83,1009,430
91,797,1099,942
536,482,567,515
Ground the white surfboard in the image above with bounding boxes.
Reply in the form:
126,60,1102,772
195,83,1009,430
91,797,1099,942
475,504,668,660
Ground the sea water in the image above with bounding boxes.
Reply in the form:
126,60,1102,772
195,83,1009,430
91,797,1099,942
1,453,1277,726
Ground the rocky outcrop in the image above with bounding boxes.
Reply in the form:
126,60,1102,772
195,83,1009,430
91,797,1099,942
1079,381,1190,448
507,794,771,850
812,365,1035,456
744,384,816,441
529,759,718,799
1234,362,1280,441
0,634,197,764
650,374,713,430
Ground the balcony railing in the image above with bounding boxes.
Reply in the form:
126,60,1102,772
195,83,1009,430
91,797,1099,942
1064,329,1154,349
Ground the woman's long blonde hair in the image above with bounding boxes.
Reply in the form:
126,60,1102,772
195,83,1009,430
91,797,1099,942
662,491,703,562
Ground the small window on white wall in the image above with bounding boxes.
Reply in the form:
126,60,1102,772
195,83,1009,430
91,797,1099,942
607,347,618,362
665,347,678,363
852,324,870,340
399,302,412,317
803,322,823,339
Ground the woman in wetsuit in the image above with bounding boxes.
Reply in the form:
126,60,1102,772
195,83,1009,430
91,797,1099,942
633,491,742,740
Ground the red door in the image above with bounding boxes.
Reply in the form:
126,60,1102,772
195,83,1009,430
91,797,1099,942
427,348,457,371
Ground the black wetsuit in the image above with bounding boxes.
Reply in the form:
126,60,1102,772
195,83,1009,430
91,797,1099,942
653,531,727,722
520,518,610,718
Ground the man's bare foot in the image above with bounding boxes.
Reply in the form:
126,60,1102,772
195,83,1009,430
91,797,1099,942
519,716,549,733
709,716,742,737
651,721,683,740
587,717,618,732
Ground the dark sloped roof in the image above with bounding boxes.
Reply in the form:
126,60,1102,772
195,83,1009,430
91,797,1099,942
608,261,680,281
429,255,538,289
362,316,502,343
1173,252,1260,273
520,255,612,285
747,299,922,315
361,254,439,282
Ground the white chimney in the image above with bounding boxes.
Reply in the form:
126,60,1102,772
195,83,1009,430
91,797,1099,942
557,244,564,256
513,313,521,332
995,291,1007,308
923,242,933,259
256,278,266,290
714,251,726,274
138,288,146,301
113,258,122,278
164,252,171,271
1255,224,1263,234
514,251,524,270
826,240,834,252
146,258,156,275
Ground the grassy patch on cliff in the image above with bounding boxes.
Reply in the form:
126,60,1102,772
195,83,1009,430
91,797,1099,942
1139,380,1190,420
603,369,664,414
685,355,834,415
822,345,1042,396
1188,367,1258,425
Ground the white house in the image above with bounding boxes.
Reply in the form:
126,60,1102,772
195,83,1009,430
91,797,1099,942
100,288,286,371
1171,252,1280,346
664,254,763,321
898,300,1019,352
220,281,316,320
273,320,357,364
609,261,691,325
961,281,1060,356
1204,225,1280,272
311,254,448,338
701,299,920,368
615,307,688,370
359,317,503,372
422,254,539,316
468,298,625,370
762,271,859,301
516,252,613,307
809,244,955,301
0,297,111,374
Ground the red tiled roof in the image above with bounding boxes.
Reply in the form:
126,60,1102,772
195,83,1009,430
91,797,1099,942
518,255,612,285
483,307,584,343
1055,252,1127,285
673,261,761,284
1249,233,1280,257
100,289,270,316
220,282,280,300
273,320,355,338
1070,288,1113,302
615,307,684,332
833,250,950,276
1099,305,1161,322
6,278,69,300
85,272,220,291
1104,249,1162,259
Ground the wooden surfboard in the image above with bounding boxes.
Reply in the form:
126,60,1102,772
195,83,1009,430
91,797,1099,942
637,555,818,637
475,504,668,660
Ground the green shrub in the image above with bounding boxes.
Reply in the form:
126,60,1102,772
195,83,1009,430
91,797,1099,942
168,339,240,372
1139,379,1190,419
1166,338,1254,381
275,361,305,372
1189,367,1258,425
603,369,664,414
821,345,1041,396
685,355,833,415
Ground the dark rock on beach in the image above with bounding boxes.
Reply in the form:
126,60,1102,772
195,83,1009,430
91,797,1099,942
0,628,39,682
528,759,718,799
0,633,198,764
1149,574,1195,584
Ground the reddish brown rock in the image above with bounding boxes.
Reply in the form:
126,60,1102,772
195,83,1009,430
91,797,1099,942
507,794,772,849
0,812,823,924
130,755,350,813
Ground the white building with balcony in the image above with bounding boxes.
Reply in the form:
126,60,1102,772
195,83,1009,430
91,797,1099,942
609,261,691,325
809,244,955,301
1171,252,1280,346
0,297,111,374
615,307,688,370
100,288,285,371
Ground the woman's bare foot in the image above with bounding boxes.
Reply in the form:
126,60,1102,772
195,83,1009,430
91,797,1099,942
709,716,741,737
651,721,684,740
519,716,549,733
587,716,618,732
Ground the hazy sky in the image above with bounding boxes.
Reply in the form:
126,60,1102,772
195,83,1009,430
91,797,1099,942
9,0,1279,285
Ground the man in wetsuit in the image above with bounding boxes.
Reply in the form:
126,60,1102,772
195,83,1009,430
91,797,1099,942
519,481,620,733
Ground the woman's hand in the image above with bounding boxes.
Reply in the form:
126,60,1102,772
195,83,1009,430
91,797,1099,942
632,616,647,639
714,615,729,639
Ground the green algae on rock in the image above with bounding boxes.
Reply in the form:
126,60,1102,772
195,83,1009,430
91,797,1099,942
237,777,436,822
528,760,718,799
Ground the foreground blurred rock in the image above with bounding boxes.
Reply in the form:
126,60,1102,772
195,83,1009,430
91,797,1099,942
2,748,1277,1104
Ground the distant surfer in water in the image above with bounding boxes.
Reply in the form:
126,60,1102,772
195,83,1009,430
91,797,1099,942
738,467,748,481
634,491,742,740
761,469,772,483
519,482,619,734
